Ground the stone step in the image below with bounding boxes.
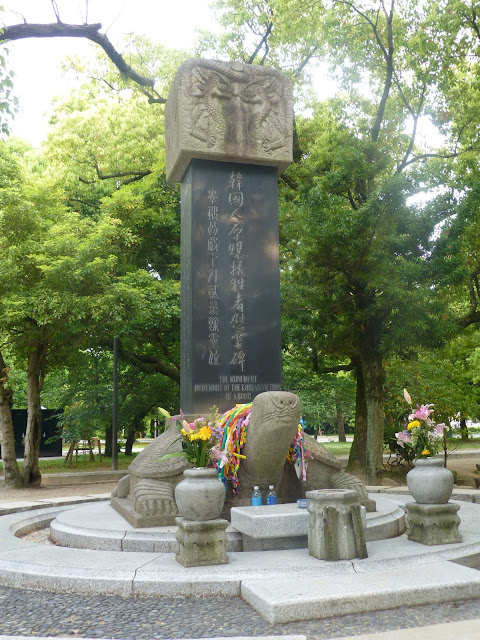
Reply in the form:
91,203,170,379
334,620,480,640
241,561,480,624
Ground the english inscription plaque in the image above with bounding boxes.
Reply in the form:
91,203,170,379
181,160,282,413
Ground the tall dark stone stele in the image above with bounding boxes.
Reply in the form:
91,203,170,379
165,59,293,414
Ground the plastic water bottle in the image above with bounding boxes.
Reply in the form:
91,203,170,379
266,485,277,505
251,485,262,506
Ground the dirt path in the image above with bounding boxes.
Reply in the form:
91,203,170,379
0,481,118,503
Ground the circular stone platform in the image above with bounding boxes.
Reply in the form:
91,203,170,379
3,496,480,622
49,497,405,552
50,501,243,552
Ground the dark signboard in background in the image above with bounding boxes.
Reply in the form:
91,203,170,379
0,409,62,459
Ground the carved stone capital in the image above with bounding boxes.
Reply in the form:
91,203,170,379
165,59,293,182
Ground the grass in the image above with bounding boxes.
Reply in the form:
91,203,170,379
1,435,479,475
321,441,352,456
0,452,138,473
446,437,480,449
318,436,480,458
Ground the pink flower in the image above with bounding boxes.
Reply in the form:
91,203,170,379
396,430,412,447
181,420,193,433
434,422,448,435
211,444,228,468
410,404,434,422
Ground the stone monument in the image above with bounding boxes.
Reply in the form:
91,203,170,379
165,58,293,414
111,390,375,526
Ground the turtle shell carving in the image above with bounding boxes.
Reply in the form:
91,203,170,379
128,427,191,479
304,433,342,470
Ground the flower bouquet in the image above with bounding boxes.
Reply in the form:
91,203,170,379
158,408,221,468
395,389,449,459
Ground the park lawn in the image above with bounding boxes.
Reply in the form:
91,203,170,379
318,437,480,457
0,452,138,473
322,441,352,456
61,441,151,453
1,437,479,475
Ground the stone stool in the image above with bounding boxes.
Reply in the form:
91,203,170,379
406,502,462,546
306,489,368,561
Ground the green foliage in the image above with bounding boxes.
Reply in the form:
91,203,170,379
0,24,18,137
4,0,480,480
385,328,480,426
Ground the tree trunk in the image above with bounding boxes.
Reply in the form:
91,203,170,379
336,409,346,442
460,417,469,441
124,426,137,456
0,351,23,487
22,341,47,486
346,360,368,474
105,424,112,457
360,319,384,486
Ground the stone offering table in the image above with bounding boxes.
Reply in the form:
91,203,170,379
231,503,310,551
230,497,405,552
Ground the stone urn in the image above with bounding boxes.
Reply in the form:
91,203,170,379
175,467,226,521
406,458,454,504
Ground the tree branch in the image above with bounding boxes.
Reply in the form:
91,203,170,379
333,1,394,142
117,344,180,383
317,363,354,374
79,168,151,186
0,22,166,102
371,1,394,142
399,146,474,170
467,7,480,39
247,21,273,65
395,87,426,175
457,269,480,328
293,46,319,78
67,197,100,209
347,189,359,210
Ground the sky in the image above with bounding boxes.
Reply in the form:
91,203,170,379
1,0,217,145
1,1,438,152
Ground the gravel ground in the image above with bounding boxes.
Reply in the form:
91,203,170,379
0,584,480,640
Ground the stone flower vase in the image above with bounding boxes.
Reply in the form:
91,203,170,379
175,467,226,521
406,457,454,504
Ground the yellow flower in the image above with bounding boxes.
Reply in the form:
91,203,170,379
407,420,421,430
197,426,212,441
180,428,187,437
421,449,430,456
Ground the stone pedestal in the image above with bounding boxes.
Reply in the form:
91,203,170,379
406,502,462,546
175,517,229,567
306,489,368,561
